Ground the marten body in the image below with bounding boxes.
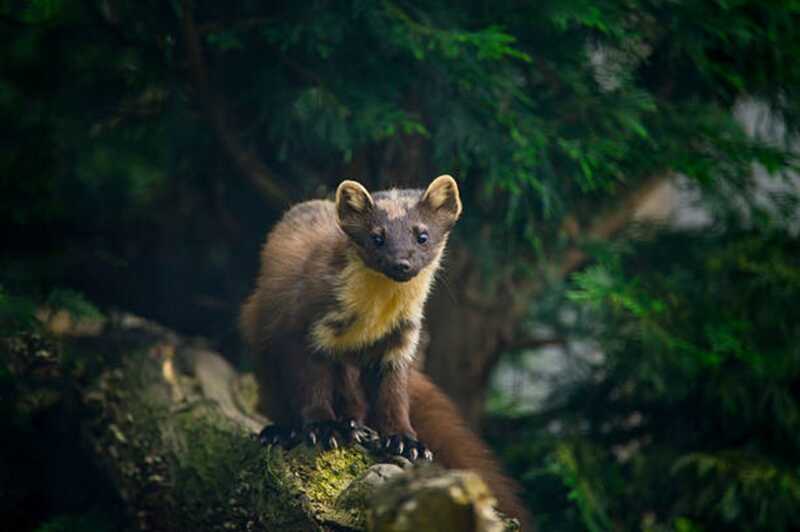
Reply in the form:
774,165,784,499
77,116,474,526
240,176,530,526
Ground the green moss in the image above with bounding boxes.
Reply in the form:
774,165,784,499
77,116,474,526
256,444,373,529
292,445,372,526
87,353,377,531
167,409,254,518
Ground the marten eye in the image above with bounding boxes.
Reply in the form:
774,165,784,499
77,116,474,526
417,232,429,245
372,234,385,247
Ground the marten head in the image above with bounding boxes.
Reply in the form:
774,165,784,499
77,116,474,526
335,175,462,282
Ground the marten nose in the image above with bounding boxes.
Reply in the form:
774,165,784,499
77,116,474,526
393,260,412,273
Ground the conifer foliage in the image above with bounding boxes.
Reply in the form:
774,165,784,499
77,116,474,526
496,224,800,530
2,1,800,530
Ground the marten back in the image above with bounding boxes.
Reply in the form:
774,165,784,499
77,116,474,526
239,199,345,350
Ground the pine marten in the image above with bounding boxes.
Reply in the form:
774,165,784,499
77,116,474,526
240,175,530,526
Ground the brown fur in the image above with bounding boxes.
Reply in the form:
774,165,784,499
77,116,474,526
240,177,531,528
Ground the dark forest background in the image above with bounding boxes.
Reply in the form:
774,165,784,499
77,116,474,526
2,1,800,530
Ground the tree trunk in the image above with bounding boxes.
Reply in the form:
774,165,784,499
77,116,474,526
422,175,670,429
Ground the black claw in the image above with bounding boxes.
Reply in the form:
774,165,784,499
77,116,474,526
338,419,378,446
301,420,365,449
376,433,433,462
258,424,300,449
264,420,382,453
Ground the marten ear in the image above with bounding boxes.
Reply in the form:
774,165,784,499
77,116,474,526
420,174,462,226
336,180,374,226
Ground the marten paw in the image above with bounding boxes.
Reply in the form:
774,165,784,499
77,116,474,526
381,434,434,462
339,419,380,446
299,420,338,449
303,420,381,449
257,424,300,449
258,421,379,451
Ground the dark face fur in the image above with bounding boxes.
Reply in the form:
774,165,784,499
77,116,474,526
336,175,462,282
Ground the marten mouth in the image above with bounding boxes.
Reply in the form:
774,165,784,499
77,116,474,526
384,269,417,283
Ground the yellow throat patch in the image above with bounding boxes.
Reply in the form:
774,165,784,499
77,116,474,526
311,251,439,354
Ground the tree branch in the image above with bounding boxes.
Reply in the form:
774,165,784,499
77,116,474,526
8,312,521,531
424,172,673,426
180,0,291,210
555,173,669,278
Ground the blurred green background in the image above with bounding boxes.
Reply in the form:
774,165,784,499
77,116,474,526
2,0,800,530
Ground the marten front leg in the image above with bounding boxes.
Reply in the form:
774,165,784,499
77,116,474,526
365,364,433,462
258,342,344,450
333,363,379,445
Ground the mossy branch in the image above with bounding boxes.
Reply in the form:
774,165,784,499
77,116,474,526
6,312,518,532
